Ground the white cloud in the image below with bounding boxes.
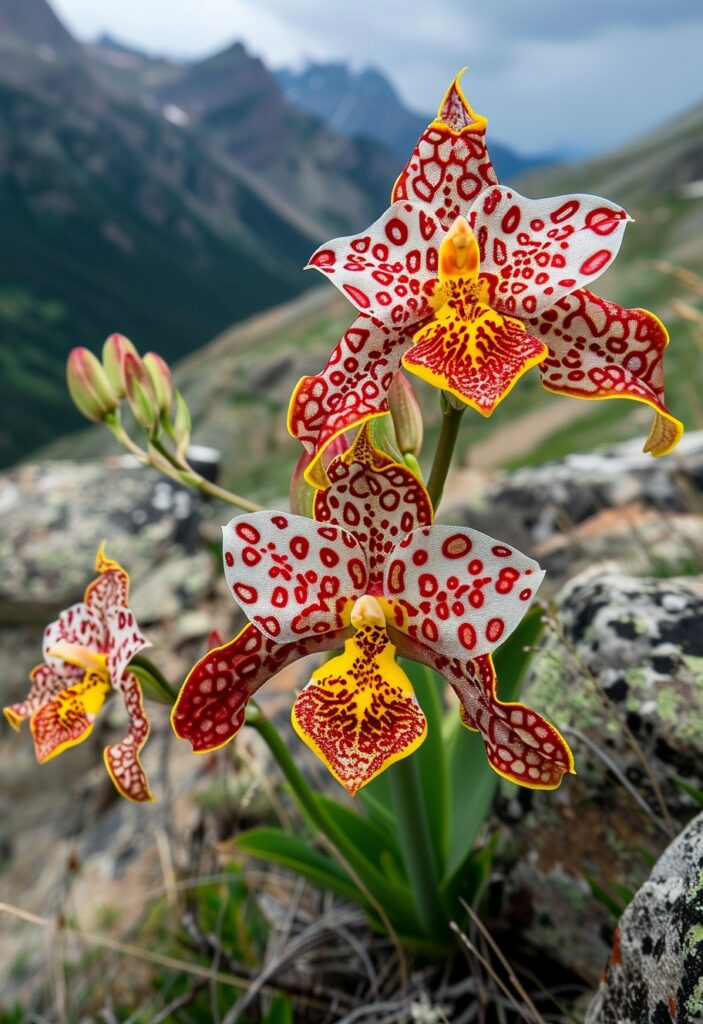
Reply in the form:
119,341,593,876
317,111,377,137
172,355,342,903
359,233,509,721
51,0,703,155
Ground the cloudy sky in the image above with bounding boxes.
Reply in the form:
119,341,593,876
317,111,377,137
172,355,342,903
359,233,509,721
52,0,703,156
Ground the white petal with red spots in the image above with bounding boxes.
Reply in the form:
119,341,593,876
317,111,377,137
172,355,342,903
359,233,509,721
307,201,443,327
105,605,150,687
469,186,630,318
384,525,544,660
42,603,105,667
222,512,369,642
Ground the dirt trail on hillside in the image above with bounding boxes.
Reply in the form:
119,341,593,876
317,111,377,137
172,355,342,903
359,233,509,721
442,397,600,506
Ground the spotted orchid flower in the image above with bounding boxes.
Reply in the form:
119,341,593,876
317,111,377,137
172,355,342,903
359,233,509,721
288,71,682,485
4,546,154,802
172,424,574,795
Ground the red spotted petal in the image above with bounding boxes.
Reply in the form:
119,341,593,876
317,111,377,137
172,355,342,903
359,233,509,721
104,672,154,802
533,288,683,456
470,186,629,319
29,669,110,763
389,630,573,790
84,552,129,620
392,70,497,232
4,662,82,729
105,605,149,686
292,623,426,795
307,201,442,327
404,302,547,415
450,655,574,789
384,525,544,661
314,421,433,585
172,623,349,753
222,512,369,642
287,314,415,485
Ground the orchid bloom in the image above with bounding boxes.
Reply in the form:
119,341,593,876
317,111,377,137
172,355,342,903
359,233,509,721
288,71,682,485
172,424,574,795
4,546,154,803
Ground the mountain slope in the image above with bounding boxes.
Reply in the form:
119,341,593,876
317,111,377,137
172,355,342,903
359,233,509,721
43,98,703,493
0,0,78,56
276,62,556,182
154,45,398,236
0,15,327,466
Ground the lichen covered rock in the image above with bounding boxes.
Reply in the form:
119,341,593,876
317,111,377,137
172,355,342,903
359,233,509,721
502,569,703,980
586,811,703,1023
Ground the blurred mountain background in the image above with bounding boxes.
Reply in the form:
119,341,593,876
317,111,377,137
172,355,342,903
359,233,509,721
1,0,702,483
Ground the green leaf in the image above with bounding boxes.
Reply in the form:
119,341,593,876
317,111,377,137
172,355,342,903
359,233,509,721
263,995,294,1024
443,607,544,884
315,794,406,881
400,658,450,877
235,828,366,907
673,776,703,805
583,870,627,920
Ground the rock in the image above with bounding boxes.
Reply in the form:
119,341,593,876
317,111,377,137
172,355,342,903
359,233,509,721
447,431,703,588
130,551,213,624
501,569,703,982
0,456,210,615
586,810,703,1023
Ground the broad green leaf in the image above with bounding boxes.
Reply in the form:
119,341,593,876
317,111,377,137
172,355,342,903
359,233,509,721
235,828,366,906
315,794,406,881
444,607,545,883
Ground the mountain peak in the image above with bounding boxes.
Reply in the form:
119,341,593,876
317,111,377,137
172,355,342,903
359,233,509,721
0,0,78,56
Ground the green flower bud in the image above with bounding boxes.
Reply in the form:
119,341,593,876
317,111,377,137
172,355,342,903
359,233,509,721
171,389,191,451
124,357,158,431
66,348,119,422
143,352,173,417
388,373,424,456
368,413,403,463
102,333,139,399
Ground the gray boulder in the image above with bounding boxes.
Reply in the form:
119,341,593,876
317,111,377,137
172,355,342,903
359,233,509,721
586,810,703,1023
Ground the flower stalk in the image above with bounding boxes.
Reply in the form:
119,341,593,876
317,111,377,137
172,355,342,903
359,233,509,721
426,393,466,512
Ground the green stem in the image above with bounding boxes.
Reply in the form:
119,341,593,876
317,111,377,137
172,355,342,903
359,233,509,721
129,654,179,703
426,394,465,512
106,413,261,513
245,707,418,930
389,754,447,941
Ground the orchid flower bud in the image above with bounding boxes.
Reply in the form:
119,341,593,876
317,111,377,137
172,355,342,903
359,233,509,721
143,352,174,417
123,356,159,431
102,333,139,399
170,389,192,452
67,348,119,422
388,373,424,456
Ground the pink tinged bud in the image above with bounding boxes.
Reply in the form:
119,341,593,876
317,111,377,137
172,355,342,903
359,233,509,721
388,373,424,456
143,352,173,417
66,348,119,422
102,333,139,399
122,352,159,430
